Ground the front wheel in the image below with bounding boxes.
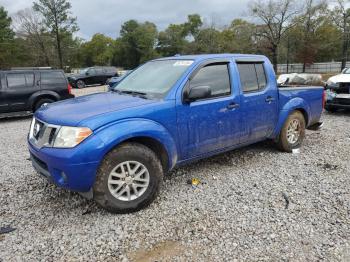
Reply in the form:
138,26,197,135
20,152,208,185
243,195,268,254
277,111,306,152
93,143,163,213
76,80,86,89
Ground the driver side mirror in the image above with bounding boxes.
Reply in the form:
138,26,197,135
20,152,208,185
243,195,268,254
184,85,211,103
85,72,89,76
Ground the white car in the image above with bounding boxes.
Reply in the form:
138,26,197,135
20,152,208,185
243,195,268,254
325,68,350,112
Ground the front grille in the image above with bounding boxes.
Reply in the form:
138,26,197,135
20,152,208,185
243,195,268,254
30,153,48,171
333,98,350,105
29,118,60,148
336,83,350,94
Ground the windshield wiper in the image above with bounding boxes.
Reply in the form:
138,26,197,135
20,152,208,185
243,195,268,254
113,89,149,99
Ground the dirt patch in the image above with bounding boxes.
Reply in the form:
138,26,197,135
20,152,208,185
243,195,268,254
128,240,186,262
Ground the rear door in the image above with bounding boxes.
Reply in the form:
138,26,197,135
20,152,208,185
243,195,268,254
236,61,278,142
6,71,37,112
95,68,106,84
40,71,67,97
84,68,98,85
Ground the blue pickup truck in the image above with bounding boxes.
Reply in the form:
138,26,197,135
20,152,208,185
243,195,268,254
28,54,324,213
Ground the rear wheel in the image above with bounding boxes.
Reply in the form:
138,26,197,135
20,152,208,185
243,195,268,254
76,80,86,89
93,143,163,213
277,111,306,152
33,98,55,112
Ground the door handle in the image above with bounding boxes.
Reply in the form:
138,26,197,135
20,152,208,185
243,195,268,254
265,96,275,103
227,102,240,110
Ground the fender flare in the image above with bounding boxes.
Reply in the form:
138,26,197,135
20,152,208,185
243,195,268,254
94,118,178,170
270,97,311,139
27,90,60,109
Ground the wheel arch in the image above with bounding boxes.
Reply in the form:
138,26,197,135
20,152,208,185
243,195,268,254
270,98,311,139
95,119,178,172
119,137,169,172
28,91,59,111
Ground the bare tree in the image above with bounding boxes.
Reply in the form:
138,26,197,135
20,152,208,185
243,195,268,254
13,8,51,66
33,0,78,69
249,0,300,71
297,0,327,72
329,0,350,69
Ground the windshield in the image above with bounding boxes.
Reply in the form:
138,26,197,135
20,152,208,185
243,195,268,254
343,68,350,74
114,60,193,98
79,68,89,74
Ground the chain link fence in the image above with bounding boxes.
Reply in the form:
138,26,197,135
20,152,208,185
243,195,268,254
277,61,350,74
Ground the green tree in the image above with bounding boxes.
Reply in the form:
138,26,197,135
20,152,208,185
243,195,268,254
222,19,256,53
293,0,327,71
158,14,203,56
192,28,221,53
329,0,350,69
33,0,78,68
0,6,15,68
116,20,158,68
81,33,114,66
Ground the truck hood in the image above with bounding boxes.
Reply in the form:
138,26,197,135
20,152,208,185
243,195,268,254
35,92,157,127
328,74,350,83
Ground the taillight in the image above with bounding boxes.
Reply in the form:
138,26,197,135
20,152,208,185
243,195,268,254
322,90,326,109
67,83,72,94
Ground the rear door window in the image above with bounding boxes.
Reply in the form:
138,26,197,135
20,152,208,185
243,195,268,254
255,64,267,89
95,68,104,75
41,71,66,85
7,73,26,88
88,68,97,75
25,73,35,86
237,62,267,93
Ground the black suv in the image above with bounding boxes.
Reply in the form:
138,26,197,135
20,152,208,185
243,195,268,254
0,68,74,118
67,66,118,88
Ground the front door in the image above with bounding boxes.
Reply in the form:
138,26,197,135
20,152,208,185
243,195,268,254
177,61,242,159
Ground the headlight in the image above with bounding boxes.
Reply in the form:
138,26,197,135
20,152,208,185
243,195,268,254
53,126,92,148
326,80,339,88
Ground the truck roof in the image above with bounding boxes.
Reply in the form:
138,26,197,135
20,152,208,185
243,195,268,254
154,53,268,62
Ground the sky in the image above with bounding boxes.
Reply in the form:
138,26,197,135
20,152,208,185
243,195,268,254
0,0,248,40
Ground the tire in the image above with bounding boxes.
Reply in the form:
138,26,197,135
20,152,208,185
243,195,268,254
33,98,55,112
76,80,86,89
93,143,163,213
277,111,306,152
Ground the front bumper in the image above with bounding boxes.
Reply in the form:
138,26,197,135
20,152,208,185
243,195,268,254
28,135,104,192
326,102,350,109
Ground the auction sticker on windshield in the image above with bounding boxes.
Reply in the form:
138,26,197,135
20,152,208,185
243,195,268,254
173,60,193,66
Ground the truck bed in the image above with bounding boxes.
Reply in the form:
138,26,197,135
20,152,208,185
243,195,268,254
278,86,324,127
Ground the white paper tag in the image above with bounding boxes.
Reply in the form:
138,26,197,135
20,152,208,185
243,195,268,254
173,60,193,66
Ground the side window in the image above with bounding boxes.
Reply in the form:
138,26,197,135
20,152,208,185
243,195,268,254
255,64,267,89
7,73,26,88
96,68,104,74
41,71,66,85
190,63,231,98
88,68,96,75
25,73,35,87
237,63,267,93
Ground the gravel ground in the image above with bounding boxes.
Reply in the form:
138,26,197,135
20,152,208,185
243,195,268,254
1,86,350,261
